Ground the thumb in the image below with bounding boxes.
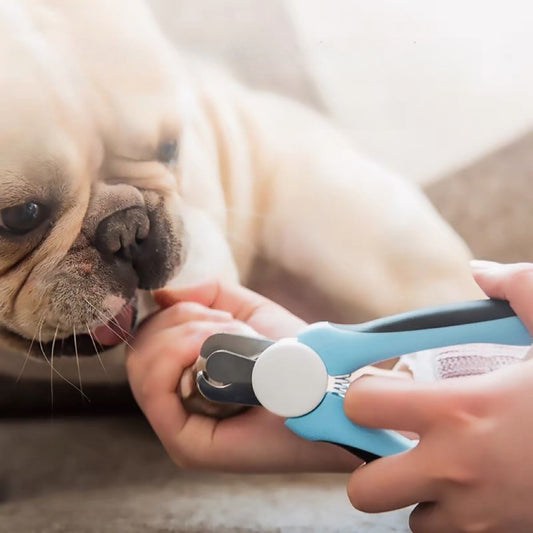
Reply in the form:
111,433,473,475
471,261,533,333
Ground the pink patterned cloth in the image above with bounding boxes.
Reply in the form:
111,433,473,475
396,343,532,382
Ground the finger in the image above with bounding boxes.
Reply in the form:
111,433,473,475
174,407,361,472
154,280,306,338
344,375,451,433
152,300,233,327
127,320,248,441
153,280,267,321
169,301,233,322
129,318,250,386
471,261,533,333
347,449,437,513
126,325,201,440
409,502,457,533
134,301,237,349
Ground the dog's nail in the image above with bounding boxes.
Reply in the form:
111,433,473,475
178,368,196,399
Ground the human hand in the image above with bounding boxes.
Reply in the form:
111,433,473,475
344,262,533,532
127,280,360,472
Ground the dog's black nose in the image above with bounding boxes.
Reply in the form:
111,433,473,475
95,207,149,259
94,207,171,289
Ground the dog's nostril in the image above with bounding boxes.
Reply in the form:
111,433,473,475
95,207,150,260
136,222,149,242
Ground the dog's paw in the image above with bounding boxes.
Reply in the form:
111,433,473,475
179,356,246,419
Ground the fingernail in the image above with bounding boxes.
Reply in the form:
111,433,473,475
469,259,501,271
350,366,412,383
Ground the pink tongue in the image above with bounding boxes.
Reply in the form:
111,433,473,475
91,304,134,346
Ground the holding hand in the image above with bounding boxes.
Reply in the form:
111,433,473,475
126,280,359,472
345,262,533,532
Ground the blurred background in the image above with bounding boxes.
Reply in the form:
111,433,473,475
149,0,533,265
151,0,533,185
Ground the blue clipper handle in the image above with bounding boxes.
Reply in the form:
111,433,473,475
290,299,532,460
298,299,532,376
285,394,415,462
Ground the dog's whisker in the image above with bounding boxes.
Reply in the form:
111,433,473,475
72,325,84,398
86,322,110,380
38,314,45,356
37,319,90,402
44,354,90,402
49,324,60,410
16,346,32,384
16,317,42,384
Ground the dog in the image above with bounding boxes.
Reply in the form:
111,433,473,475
0,0,481,398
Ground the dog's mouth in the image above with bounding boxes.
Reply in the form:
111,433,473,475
36,299,138,357
89,301,137,348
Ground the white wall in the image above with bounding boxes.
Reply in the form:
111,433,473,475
286,0,533,183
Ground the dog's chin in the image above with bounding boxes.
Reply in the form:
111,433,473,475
11,299,139,359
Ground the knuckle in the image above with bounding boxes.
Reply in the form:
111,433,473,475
467,387,499,415
506,264,533,298
168,441,204,470
199,278,222,307
170,451,196,470
435,392,482,427
209,278,223,301
424,441,482,486
166,301,192,323
182,320,222,340
221,321,252,335
178,320,202,338
509,263,533,282
165,301,217,326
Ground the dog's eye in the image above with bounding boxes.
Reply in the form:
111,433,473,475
157,139,178,164
0,202,51,235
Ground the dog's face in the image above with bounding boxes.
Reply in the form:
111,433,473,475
0,1,187,359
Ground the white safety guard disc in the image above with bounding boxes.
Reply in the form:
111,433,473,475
251,339,328,418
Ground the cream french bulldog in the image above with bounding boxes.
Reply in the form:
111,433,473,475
0,0,480,391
